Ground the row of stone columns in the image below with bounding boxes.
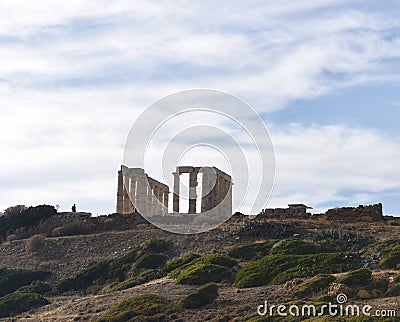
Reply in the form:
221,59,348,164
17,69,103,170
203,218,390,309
173,171,180,213
173,166,199,213
189,171,198,214
201,172,232,215
148,178,169,215
173,166,232,215
116,166,169,215
117,165,232,216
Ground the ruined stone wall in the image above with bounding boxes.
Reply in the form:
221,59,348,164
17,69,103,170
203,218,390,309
117,166,169,215
258,207,310,219
324,203,383,222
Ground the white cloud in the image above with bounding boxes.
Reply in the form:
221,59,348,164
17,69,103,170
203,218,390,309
0,1,398,102
0,1,167,36
0,1,399,215
268,123,400,212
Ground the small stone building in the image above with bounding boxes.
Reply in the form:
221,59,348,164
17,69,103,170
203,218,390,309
260,204,312,218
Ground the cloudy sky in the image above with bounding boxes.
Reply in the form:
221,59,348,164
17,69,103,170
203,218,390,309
0,1,399,216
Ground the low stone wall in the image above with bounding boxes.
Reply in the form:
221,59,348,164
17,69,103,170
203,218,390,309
324,203,383,222
256,203,385,222
258,207,311,219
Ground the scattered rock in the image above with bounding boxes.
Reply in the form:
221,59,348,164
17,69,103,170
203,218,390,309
283,278,303,290
371,289,382,298
356,289,372,300
327,283,352,297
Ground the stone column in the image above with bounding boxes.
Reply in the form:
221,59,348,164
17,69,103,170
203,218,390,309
201,167,216,213
201,170,210,212
156,189,162,215
153,185,161,215
148,183,155,215
215,176,224,216
220,178,228,216
173,172,180,213
210,176,219,215
188,171,197,214
226,181,233,216
154,185,163,215
116,170,124,214
163,190,169,215
130,175,137,212
136,170,148,214
154,187,160,215
122,174,131,214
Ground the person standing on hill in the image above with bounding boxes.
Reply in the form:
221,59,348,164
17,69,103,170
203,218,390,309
71,204,76,212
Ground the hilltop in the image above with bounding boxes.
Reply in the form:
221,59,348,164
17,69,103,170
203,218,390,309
0,206,399,321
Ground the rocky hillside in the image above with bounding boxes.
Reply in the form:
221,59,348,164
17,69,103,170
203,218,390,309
0,208,399,321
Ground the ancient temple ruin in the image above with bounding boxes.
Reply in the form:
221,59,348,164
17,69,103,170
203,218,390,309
172,166,232,215
116,166,169,215
116,165,232,216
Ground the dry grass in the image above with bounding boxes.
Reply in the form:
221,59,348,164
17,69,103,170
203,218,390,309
25,234,45,253
0,217,399,321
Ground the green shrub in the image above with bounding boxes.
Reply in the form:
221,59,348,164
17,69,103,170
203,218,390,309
179,282,218,309
3,205,27,217
109,239,170,277
57,239,171,293
363,239,400,255
18,281,51,295
96,294,172,322
194,254,237,267
235,253,360,288
394,273,400,284
104,270,157,293
0,205,56,238
361,239,400,269
228,238,331,262
0,291,49,318
0,268,50,297
170,254,236,278
107,250,139,280
270,239,328,256
57,261,109,292
335,268,372,287
175,263,231,285
228,240,276,260
170,254,236,285
291,274,335,298
380,246,400,269
145,239,171,253
162,253,200,274
135,253,168,269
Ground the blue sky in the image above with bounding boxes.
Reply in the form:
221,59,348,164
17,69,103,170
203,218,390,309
0,1,399,215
